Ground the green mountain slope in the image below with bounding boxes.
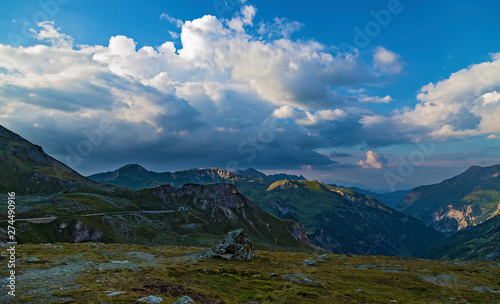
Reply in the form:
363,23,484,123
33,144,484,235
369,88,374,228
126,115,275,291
0,125,104,194
396,165,500,235
0,183,310,250
254,180,444,257
421,215,500,261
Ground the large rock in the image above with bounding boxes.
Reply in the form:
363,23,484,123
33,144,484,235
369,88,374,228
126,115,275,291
194,229,258,260
172,296,195,304
137,295,163,303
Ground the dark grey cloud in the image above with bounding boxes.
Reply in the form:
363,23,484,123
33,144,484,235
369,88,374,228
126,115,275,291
330,152,354,158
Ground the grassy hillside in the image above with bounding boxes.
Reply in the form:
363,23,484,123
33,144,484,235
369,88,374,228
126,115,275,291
5,243,499,303
396,165,500,235
251,180,444,257
0,184,311,251
0,125,102,194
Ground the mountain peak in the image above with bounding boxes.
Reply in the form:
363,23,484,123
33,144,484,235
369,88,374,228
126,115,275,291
120,164,148,172
0,125,31,145
0,125,95,194
244,168,266,175
396,163,500,235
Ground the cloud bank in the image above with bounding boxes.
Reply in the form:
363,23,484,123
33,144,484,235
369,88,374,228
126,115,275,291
0,5,498,174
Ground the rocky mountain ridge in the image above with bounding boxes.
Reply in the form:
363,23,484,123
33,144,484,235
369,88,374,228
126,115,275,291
396,164,500,235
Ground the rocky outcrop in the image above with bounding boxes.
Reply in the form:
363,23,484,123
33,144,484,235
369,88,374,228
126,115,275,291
172,296,195,304
396,164,500,235
192,229,258,260
289,222,309,243
74,221,103,243
430,204,483,234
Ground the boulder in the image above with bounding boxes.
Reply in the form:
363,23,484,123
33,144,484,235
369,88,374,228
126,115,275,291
194,229,258,260
301,259,317,266
172,295,195,304
138,295,163,303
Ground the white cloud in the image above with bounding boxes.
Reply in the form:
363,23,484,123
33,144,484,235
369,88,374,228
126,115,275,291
32,21,73,48
358,94,393,103
168,31,179,39
160,13,183,28
373,46,403,74
317,109,347,121
272,105,295,119
400,54,500,139
258,17,303,39
357,150,388,169
227,5,256,32
271,106,347,126
359,114,385,127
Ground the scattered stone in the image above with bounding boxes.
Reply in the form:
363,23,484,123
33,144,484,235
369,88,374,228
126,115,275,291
471,286,500,293
301,259,317,266
418,274,458,287
316,254,329,261
347,265,370,270
26,257,39,263
191,229,257,260
268,273,277,277
107,291,125,296
111,260,130,264
138,295,163,303
172,295,195,303
354,288,374,294
282,273,326,288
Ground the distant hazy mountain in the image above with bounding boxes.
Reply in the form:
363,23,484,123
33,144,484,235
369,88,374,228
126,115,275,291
0,126,311,250
421,215,500,261
88,165,281,189
345,186,410,208
396,165,500,235
256,180,444,257
267,173,307,182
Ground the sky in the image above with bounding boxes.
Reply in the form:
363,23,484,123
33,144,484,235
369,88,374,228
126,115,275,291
1,0,500,191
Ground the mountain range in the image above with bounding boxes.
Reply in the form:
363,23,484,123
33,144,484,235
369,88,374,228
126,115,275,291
88,162,444,257
2,125,500,260
0,126,310,250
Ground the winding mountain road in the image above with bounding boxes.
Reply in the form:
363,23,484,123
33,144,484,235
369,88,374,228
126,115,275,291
0,209,187,223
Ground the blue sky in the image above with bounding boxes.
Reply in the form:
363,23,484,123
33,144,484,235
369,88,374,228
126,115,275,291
1,0,500,191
